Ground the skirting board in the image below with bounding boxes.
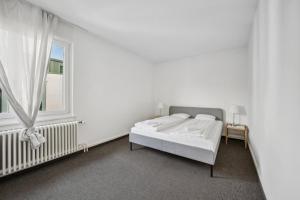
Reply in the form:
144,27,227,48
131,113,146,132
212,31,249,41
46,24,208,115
248,142,267,200
87,132,129,149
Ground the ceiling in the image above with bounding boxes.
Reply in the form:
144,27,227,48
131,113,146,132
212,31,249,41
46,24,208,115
27,0,258,63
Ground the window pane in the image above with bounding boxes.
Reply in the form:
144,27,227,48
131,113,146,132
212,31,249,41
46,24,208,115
0,88,9,113
40,41,65,112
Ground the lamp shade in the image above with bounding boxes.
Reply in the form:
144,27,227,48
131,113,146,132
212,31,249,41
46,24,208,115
229,105,240,114
157,102,164,109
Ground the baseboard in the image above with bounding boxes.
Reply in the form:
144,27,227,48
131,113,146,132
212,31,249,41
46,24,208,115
248,142,267,200
87,132,129,149
248,142,259,174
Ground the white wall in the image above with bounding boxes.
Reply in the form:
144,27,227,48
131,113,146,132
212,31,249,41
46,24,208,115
249,0,300,199
153,48,250,125
55,21,154,147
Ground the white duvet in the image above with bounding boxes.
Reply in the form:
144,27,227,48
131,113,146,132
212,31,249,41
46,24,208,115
171,119,216,138
134,116,186,131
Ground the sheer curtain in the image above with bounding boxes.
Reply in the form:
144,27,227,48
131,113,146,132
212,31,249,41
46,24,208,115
0,0,57,149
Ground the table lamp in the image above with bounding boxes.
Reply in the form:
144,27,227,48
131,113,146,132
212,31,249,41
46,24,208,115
157,102,164,116
229,105,240,126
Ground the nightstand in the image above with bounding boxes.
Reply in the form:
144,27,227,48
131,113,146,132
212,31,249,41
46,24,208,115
225,123,248,149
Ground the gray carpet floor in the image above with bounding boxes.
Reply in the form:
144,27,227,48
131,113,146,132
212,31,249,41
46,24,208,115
0,136,264,200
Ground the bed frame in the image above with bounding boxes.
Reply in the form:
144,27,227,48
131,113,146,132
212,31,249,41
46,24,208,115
129,106,224,177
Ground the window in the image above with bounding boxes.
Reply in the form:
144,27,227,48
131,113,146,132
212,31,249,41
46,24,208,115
0,39,72,120
39,39,72,116
40,41,66,112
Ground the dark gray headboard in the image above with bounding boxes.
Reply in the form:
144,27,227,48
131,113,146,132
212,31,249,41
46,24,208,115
169,106,224,121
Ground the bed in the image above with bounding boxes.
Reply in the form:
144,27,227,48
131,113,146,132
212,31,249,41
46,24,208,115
129,106,224,177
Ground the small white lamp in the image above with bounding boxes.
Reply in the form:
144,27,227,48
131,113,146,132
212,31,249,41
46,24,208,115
229,105,240,126
157,102,164,116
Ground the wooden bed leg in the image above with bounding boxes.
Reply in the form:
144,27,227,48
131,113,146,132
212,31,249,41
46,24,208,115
129,142,133,151
210,165,213,177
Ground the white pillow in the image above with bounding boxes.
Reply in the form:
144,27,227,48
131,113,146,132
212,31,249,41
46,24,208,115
171,113,190,119
195,114,216,120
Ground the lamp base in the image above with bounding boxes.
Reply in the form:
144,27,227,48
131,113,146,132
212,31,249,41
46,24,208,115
232,113,240,126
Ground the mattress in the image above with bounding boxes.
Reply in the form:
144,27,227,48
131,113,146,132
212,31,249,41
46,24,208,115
131,119,223,153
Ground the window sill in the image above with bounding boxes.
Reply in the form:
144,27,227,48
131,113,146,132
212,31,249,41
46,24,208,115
0,113,76,131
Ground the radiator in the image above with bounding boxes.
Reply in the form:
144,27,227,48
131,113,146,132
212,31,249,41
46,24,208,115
0,121,83,177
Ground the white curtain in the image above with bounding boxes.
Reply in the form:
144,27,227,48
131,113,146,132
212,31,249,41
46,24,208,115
0,0,57,149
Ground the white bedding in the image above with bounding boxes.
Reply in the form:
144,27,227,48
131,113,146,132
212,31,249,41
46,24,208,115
134,116,187,131
131,119,223,152
170,119,216,138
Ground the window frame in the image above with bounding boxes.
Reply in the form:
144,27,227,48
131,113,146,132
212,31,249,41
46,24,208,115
0,37,74,126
